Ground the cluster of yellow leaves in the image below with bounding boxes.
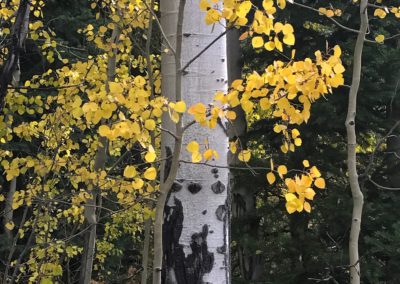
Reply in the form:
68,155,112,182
266,159,325,213
372,4,400,22
318,7,342,18
200,0,294,52
189,45,344,162
0,1,160,281
186,140,219,163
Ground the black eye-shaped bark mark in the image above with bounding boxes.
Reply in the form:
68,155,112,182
211,168,219,179
202,210,207,215
217,244,226,254
187,182,202,194
211,181,226,194
172,182,183,192
185,225,214,284
215,204,227,221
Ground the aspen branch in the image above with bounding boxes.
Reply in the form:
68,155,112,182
290,1,360,34
181,29,230,73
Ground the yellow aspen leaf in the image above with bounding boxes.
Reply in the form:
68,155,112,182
174,101,186,113
304,201,311,213
226,111,237,120
99,26,107,33
123,165,137,178
144,167,157,180
277,0,286,9
229,141,237,154
283,33,295,46
98,125,111,137
280,144,288,153
192,151,202,163
239,31,249,41
132,178,144,190
170,111,180,123
274,22,283,33
303,160,310,167
188,103,206,115
252,36,264,48
212,150,219,160
238,150,251,162
267,172,276,184
270,158,274,170
5,221,15,231
187,141,199,153
282,24,294,35
375,34,385,43
285,193,297,202
333,63,345,74
277,165,287,178
304,188,316,200
286,202,297,214
259,98,270,110
310,166,321,178
374,8,387,18
326,9,335,17
237,1,252,18
294,138,302,146
274,37,283,52
199,0,211,11
241,100,254,113
262,0,274,11
117,192,124,200
144,119,156,131
231,79,244,90
264,41,275,51
291,128,300,138
109,82,123,93
0,194,4,202
203,149,213,160
314,177,326,189
333,45,342,58
145,152,156,163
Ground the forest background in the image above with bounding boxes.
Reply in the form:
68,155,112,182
1,0,400,283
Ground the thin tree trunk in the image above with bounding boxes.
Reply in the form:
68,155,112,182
345,1,368,283
0,0,29,110
4,66,21,240
141,218,152,284
2,1,28,238
79,26,120,284
4,172,17,241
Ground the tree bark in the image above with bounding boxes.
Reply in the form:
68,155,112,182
154,0,230,283
79,26,121,284
0,0,30,111
141,218,152,284
345,1,368,283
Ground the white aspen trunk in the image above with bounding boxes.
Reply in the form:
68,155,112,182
159,0,229,283
346,1,368,283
